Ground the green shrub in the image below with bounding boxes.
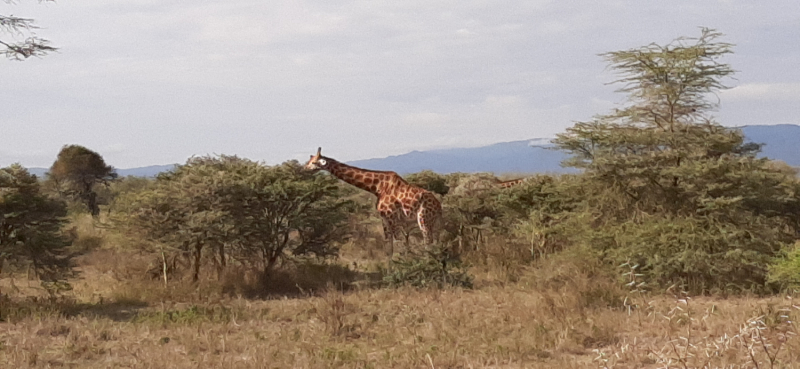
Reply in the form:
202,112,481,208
405,170,450,196
768,241,800,291
383,244,473,289
1,164,73,280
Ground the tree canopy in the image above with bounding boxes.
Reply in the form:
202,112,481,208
1,164,72,281
48,145,117,217
115,156,354,282
552,28,800,293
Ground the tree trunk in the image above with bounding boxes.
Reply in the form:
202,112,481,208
88,192,99,217
217,244,226,280
192,243,202,283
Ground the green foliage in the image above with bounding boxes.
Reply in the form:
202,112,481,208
0,164,73,280
440,173,567,254
113,156,354,282
47,145,117,217
405,170,450,196
441,173,506,251
509,174,586,259
603,214,785,293
547,28,800,293
101,175,154,212
383,244,473,289
768,242,800,290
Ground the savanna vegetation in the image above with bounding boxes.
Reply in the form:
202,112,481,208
2,29,800,368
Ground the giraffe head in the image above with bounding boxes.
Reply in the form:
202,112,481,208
304,147,331,171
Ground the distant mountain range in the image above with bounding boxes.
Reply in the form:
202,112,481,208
349,124,800,174
26,164,176,179
23,124,799,177
348,138,576,174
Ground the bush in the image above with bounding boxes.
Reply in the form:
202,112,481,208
601,214,786,294
405,170,450,196
767,241,800,291
383,244,473,289
1,164,73,281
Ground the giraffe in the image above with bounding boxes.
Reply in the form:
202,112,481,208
495,178,527,189
304,148,442,256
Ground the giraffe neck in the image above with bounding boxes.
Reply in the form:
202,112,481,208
324,158,392,195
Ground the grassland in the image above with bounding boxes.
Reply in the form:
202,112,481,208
1,221,799,368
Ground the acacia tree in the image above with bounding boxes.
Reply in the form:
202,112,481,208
405,170,450,196
229,160,353,276
48,145,117,217
556,28,740,205
116,156,353,282
0,164,72,281
1,0,57,60
553,28,800,293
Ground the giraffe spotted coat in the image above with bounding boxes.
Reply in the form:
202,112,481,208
304,148,441,254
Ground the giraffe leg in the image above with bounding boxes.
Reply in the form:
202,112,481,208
381,217,394,258
383,214,408,257
417,207,436,245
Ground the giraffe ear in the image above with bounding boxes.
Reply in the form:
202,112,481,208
319,159,327,166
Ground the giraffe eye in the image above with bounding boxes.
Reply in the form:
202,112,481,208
318,159,327,166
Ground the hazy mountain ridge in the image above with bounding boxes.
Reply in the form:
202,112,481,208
739,124,799,166
26,165,176,179
21,124,798,177
347,124,800,174
347,140,577,174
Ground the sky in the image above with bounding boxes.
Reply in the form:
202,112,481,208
2,0,799,169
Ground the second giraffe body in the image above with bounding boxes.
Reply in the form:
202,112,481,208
496,178,526,189
304,148,441,256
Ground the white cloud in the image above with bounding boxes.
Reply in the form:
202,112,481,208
484,95,524,109
2,0,800,168
722,83,800,101
588,98,615,115
400,112,452,128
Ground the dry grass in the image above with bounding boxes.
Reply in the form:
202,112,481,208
2,218,799,368
0,285,606,368
3,260,799,368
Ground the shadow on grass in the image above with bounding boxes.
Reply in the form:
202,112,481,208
225,262,386,299
225,247,475,299
0,294,149,323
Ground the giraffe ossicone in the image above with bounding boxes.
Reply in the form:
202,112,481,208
304,147,442,256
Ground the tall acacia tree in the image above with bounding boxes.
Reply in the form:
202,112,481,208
48,145,117,217
555,27,741,208
1,0,57,60
1,164,72,281
553,28,800,293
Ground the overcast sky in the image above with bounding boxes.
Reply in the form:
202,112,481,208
2,0,799,169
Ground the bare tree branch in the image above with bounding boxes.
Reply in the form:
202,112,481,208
1,1,58,60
